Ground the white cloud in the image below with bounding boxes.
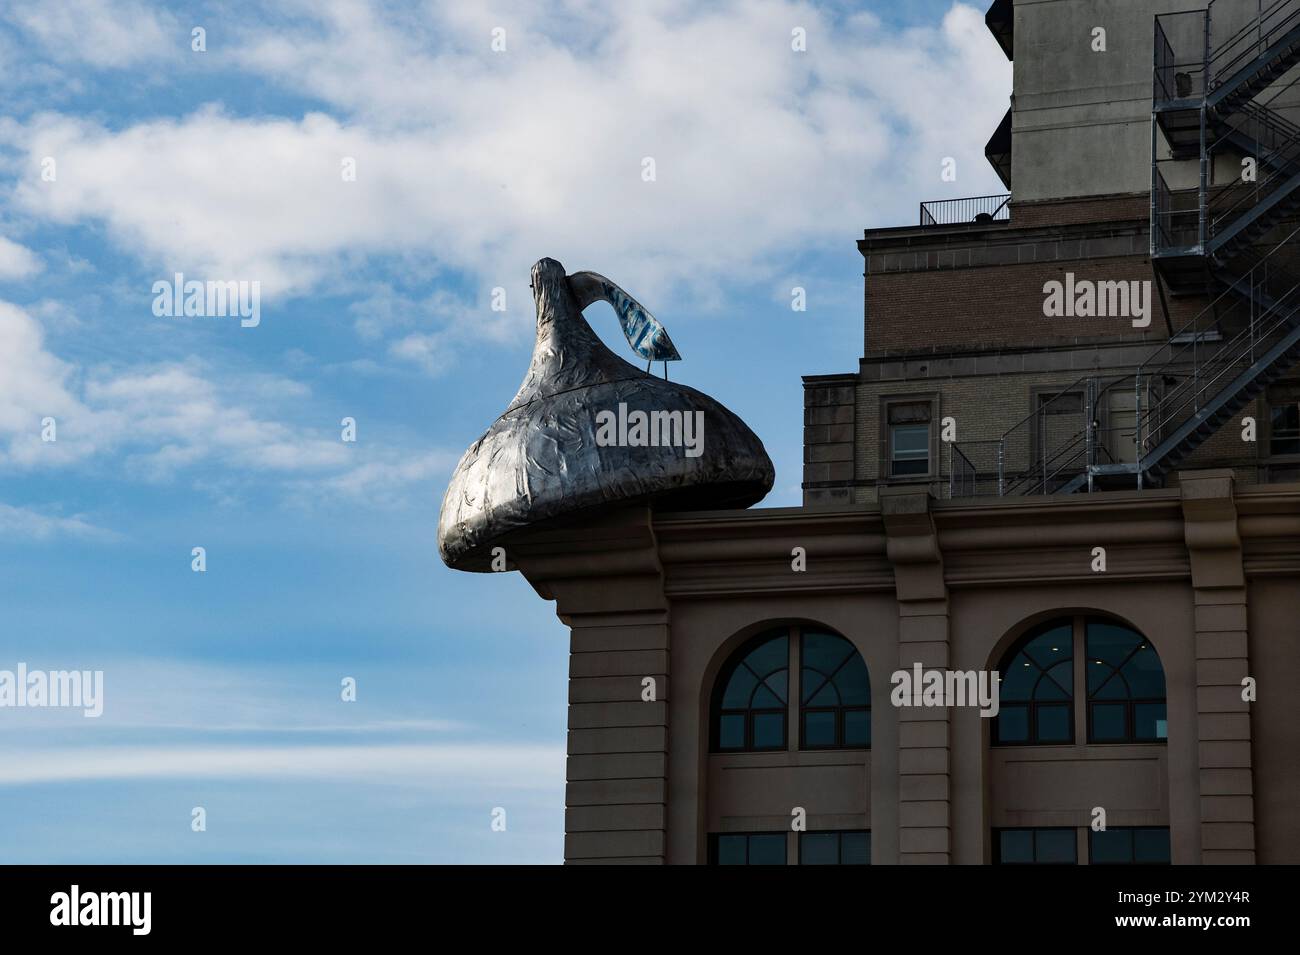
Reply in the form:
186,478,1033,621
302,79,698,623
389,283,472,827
1,1,1010,313
3,0,177,69
0,300,88,467
0,235,41,279
0,298,452,502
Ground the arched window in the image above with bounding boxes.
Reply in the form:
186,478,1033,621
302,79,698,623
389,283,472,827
713,631,789,751
712,626,871,752
800,631,871,748
1086,618,1167,743
993,614,1166,747
993,620,1073,744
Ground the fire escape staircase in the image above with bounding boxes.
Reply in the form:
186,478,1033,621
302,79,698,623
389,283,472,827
991,1,1300,496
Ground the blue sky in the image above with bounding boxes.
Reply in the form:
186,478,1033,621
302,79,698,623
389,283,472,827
0,0,1009,863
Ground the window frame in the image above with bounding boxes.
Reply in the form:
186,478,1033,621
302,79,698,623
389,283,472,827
992,614,1166,749
708,831,788,866
798,830,872,865
1088,826,1171,865
798,630,871,752
879,393,938,481
1085,620,1168,745
712,625,870,754
993,827,1079,865
991,619,1076,747
1267,400,1300,458
710,631,790,753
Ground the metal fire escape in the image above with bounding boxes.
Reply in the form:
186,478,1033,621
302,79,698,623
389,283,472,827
950,0,1300,498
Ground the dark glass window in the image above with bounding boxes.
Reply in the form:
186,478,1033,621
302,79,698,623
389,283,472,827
1087,619,1167,743
799,831,871,865
890,423,930,475
1089,827,1171,865
712,632,789,752
993,621,1073,745
710,832,786,865
1271,403,1300,455
994,827,1077,865
800,631,871,749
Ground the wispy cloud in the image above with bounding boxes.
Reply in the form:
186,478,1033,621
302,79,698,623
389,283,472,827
3,0,177,69
0,502,116,540
0,742,565,786
0,235,41,279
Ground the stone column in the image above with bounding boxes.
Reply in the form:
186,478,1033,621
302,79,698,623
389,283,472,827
881,486,951,864
1179,469,1256,863
513,506,670,864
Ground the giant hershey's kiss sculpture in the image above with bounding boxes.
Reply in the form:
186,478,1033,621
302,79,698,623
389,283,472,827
438,258,775,571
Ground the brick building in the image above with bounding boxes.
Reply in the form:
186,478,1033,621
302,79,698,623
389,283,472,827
440,0,1300,864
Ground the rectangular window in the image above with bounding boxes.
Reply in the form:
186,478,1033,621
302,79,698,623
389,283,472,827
887,402,931,476
710,832,787,865
994,827,1077,865
1270,403,1300,456
799,831,870,865
883,402,935,478
1089,827,1171,865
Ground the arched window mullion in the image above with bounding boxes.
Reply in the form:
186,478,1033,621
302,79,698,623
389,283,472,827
798,631,870,751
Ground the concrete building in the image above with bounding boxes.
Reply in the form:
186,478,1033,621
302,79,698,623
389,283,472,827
440,0,1300,864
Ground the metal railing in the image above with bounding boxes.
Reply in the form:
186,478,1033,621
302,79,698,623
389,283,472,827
1205,104,1300,245
1135,223,1300,472
1209,0,1300,93
1153,10,1211,103
919,194,1010,227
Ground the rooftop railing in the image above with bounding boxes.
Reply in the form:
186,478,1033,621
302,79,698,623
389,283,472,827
919,194,1010,227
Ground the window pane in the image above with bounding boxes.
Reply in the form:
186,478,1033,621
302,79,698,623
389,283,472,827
1000,657,1038,700
1036,829,1077,863
762,668,788,702
747,834,786,865
718,714,745,750
998,829,1033,863
1023,626,1072,668
1091,669,1128,699
715,834,747,865
1091,702,1127,742
892,424,929,454
744,635,788,681
1124,646,1166,698
996,704,1029,742
1271,404,1300,454
892,457,928,475
835,654,871,706
1090,828,1133,864
721,666,758,708
844,709,871,747
753,712,786,749
1088,621,1139,668
1134,828,1171,864
803,711,836,747
751,684,783,708
1135,702,1167,740
801,833,838,865
802,632,852,677
1035,662,1072,700
803,672,839,707
1036,703,1072,742
841,832,871,865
